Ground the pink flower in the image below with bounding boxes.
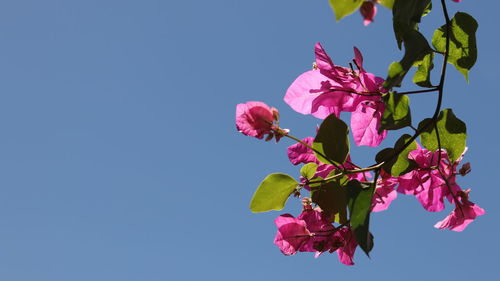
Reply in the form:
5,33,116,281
273,208,334,255
296,208,336,253
359,1,377,26
273,207,358,265
351,100,387,147
285,43,384,119
371,171,398,212
397,147,461,212
273,214,311,255
287,137,318,165
452,0,462,2
236,101,280,140
284,43,387,147
434,189,485,231
335,227,358,266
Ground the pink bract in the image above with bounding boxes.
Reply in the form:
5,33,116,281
351,101,387,147
236,101,278,140
372,171,398,212
397,147,462,212
434,190,485,231
273,208,358,265
335,227,358,266
284,43,387,146
287,137,318,165
274,214,311,255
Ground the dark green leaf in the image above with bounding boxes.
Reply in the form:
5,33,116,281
413,52,435,87
418,109,467,162
346,180,375,256
376,134,418,176
381,93,412,131
384,30,432,89
300,163,318,180
392,0,431,48
311,179,348,224
328,0,364,21
249,173,298,213
313,114,350,165
432,12,478,81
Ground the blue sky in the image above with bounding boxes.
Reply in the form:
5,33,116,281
0,1,497,280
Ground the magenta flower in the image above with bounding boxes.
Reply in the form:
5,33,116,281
287,137,318,165
236,101,280,140
359,1,377,26
296,208,336,253
274,207,358,265
397,147,462,212
284,43,387,147
273,214,311,255
351,100,387,147
335,227,358,266
434,189,485,231
372,171,398,212
273,208,334,255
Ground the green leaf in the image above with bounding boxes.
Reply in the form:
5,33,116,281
384,30,432,89
347,180,375,256
392,0,431,48
380,0,395,9
313,114,350,165
311,179,348,224
300,163,318,180
249,173,298,213
381,92,412,131
413,52,435,87
432,12,478,81
376,134,418,176
418,109,467,162
328,0,364,21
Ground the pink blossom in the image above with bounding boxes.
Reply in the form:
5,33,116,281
397,148,462,212
236,101,279,140
434,190,485,231
372,171,398,212
273,208,334,255
359,1,377,26
296,208,336,253
273,214,311,255
452,0,462,2
284,43,387,146
287,137,318,165
351,100,387,147
335,227,358,266
284,43,385,120
273,208,358,265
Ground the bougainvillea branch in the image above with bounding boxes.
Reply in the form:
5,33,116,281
235,0,483,265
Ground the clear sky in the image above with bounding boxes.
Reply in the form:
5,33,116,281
0,1,497,280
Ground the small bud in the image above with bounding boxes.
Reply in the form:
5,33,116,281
459,162,471,176
359,1,377,26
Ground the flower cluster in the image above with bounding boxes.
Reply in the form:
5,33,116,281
274,202,357,265
236,2,483,264
284,43,387,147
